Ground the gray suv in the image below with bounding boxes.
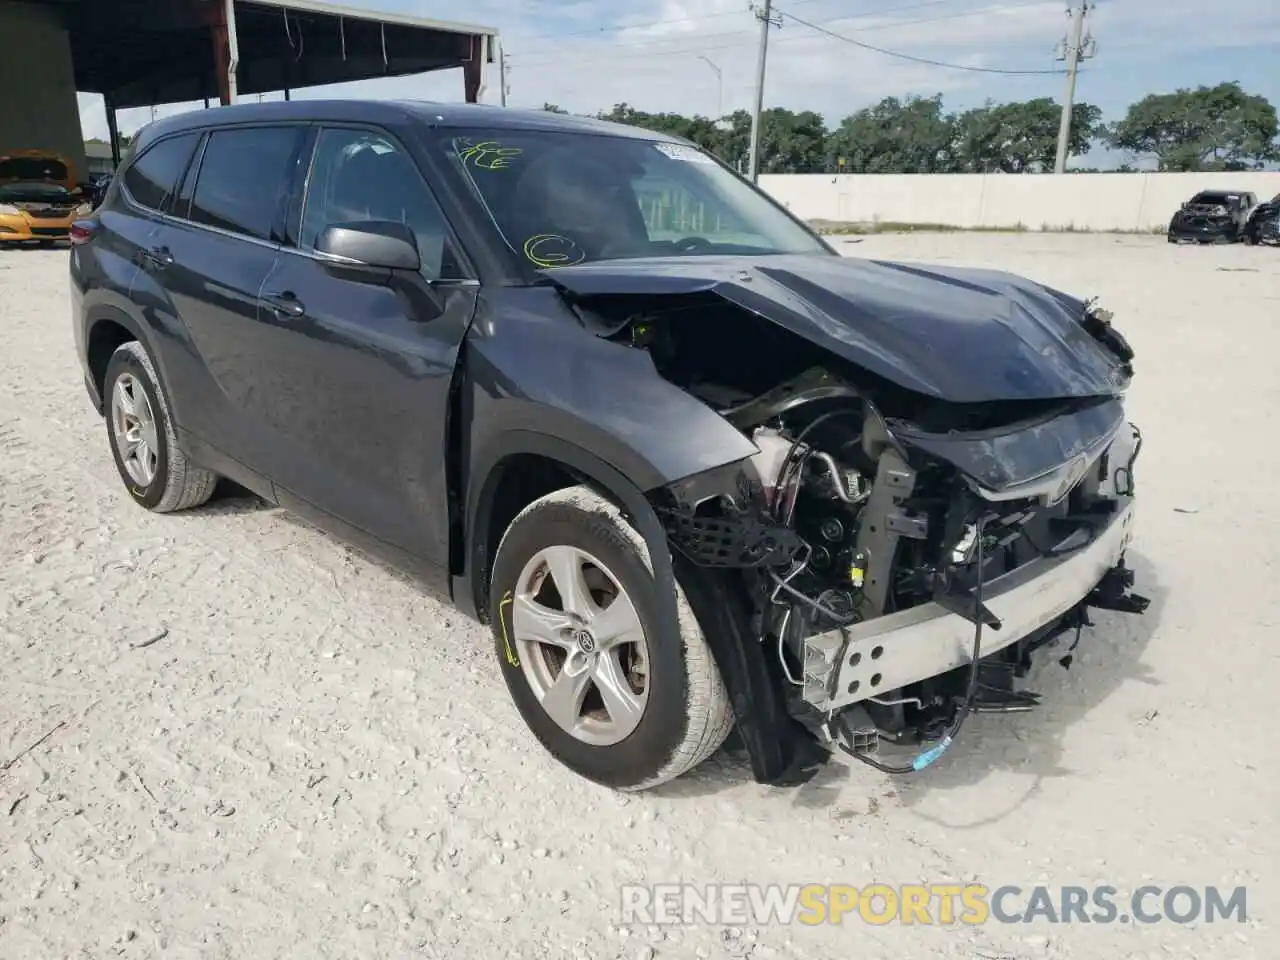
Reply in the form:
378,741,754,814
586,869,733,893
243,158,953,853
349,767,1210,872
70,100,1148,791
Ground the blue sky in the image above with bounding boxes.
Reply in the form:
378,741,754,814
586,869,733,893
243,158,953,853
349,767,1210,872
80,0,1280,166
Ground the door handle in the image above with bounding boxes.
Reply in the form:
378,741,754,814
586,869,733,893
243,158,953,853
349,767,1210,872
262,292,305,318
144,245,174,268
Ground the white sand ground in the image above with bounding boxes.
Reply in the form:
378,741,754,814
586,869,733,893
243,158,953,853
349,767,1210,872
0,233,1276,960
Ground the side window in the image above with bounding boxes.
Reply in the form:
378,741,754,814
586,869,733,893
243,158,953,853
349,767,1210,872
299,127,463,281
122,133,201,211
189,126,301,241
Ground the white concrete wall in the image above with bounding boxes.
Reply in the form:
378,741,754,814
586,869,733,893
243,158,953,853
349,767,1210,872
759,172,1280,232
0,0,87,182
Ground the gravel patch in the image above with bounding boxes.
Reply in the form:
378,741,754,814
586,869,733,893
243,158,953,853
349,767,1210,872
1,234,1275,958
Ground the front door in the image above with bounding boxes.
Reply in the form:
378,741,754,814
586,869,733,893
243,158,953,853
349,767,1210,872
250,125,479,575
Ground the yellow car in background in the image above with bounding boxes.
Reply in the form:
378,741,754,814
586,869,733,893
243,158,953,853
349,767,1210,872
0,151,92,246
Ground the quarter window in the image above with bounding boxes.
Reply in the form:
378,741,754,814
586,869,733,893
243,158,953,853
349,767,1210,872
300,127,463,280
122,133,201,211
189,126,301,241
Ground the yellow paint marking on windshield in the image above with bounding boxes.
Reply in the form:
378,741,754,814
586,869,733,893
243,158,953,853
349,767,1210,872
458,140,523,170
524,234,586,268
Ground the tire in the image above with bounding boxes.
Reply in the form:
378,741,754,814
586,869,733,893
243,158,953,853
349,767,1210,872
489,485,734,791
103,340,218,513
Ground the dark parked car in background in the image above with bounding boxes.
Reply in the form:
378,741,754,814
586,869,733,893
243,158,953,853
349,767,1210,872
82,173,113,210
1243,193,1280,246
1167,190,1256,244
69,101,1147,791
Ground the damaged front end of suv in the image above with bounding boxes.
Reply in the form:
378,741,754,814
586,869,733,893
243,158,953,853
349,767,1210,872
545,254,1149,779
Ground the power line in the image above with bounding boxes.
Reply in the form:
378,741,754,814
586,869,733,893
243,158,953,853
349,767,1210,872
508,1,1048,70
501,0,841,44
509,1,949,57
779,7,1068,75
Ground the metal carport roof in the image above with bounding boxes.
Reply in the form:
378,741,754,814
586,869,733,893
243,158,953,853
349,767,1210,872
44,0,497,109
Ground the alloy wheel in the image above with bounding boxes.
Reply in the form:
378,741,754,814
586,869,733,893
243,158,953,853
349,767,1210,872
110,372,160,487
511,544,651,746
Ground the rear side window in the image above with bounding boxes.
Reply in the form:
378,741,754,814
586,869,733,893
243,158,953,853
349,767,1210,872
123,134,201,211
189,126,301,242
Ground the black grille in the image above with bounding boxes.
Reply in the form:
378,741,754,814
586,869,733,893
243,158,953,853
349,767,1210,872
31,227,68,238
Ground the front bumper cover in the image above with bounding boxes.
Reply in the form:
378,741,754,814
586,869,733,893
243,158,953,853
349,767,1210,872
0,218,73,241
801,494,1136,712
1168,219,1238,242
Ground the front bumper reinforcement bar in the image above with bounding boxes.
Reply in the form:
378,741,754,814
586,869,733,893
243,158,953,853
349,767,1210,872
801,496,1137,713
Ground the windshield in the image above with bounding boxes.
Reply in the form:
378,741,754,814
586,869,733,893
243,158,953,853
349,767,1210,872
1189,193,1234,206
0,156,69,183
439,129,829,268
0,182,73,203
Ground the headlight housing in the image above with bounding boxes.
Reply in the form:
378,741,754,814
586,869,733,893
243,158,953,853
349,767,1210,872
74,202,93,217
0,203,20,216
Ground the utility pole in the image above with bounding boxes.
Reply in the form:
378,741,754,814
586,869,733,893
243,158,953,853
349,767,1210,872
1054,1,1096,174
499,47,510,106
747,0,781,183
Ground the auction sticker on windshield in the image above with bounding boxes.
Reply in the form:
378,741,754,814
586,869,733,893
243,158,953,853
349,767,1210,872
654,143,714,164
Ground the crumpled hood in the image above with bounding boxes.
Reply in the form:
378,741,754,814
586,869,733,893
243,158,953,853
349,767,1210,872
540,253,1132,403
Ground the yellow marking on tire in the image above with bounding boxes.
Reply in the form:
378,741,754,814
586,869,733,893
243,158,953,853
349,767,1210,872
499,591,520,667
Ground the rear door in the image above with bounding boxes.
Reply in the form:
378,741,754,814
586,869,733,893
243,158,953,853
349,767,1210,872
250,123,480,576
74,131,202,397
140,122,308,475
102,131,203,373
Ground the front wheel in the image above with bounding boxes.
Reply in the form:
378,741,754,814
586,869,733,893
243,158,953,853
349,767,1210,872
489,486,734,791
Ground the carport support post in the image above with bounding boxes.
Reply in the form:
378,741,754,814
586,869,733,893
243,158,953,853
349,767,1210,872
212,0,240,105
105,95,121,168
463,35,485,103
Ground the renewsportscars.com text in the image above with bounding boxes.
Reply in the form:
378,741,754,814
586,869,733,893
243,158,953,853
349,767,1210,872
620,883,1248,926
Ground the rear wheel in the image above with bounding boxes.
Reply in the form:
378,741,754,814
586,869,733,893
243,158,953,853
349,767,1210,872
489,485,734,790
103,341,218,513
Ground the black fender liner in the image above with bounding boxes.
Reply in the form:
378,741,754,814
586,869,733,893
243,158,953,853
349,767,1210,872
83,306,160,413
457,429,803,785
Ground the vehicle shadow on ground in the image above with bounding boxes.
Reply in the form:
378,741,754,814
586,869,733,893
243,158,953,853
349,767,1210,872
200,481,431,589
654,551,1166,811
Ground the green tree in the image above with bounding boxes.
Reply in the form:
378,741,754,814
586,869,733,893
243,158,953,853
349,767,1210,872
541,103,568,114
596,104,826,173
1104,82,1280,170
826,95,956,173
953,97,1101,172
755,107,828,173
596,103,724,153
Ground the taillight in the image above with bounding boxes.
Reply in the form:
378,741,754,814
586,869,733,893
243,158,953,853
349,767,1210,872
69,220,96,246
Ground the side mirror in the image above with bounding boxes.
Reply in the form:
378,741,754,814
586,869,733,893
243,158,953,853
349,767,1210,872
315,220,421,274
